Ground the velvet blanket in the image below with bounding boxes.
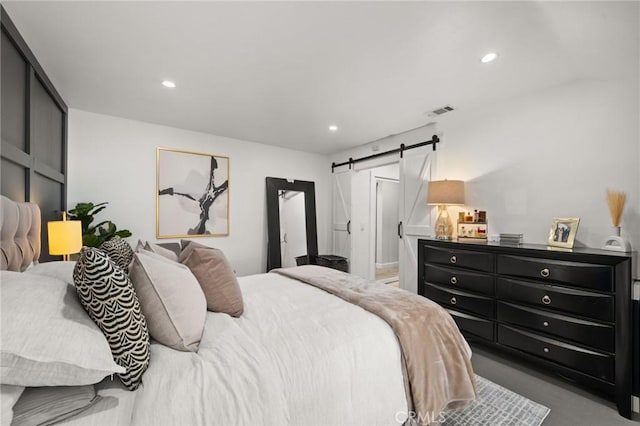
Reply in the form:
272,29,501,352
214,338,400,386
273,265,477,424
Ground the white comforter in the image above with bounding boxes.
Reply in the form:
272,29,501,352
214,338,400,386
62,272,408,426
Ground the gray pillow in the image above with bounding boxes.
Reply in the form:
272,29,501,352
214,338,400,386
129,251,206,352
11,385,100,426
0,271,124,387
24,261,76,286
143,241,179,262
73,248,150,390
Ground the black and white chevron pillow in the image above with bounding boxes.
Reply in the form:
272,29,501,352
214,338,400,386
99,236,134,273
73,247,150,390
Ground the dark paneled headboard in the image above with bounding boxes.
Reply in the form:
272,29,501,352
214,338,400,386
1,7,68,262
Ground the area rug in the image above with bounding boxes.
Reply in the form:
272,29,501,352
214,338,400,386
438,375,550,426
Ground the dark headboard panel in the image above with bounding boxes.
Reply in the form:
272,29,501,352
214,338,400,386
1,6,68,262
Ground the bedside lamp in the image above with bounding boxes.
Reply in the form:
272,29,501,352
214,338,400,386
427,180,465,240
48,212,82,261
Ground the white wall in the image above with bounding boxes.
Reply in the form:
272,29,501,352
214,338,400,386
435,78,639,252
68,109,332,276
330,79,639,275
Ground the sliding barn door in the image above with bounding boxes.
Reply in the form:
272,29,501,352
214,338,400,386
399,148,433,293
332,170,352,267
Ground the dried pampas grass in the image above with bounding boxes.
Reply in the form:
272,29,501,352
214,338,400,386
606,190,626,227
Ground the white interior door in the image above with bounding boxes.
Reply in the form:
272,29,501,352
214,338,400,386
332,170,352,265
399,148,433,293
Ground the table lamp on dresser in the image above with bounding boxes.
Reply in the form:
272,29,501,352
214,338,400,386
427,179,465,240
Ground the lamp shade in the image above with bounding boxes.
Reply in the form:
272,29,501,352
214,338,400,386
48,220,82,255
427,180,465,205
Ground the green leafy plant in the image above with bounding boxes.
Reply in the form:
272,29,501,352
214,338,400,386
67,202,132,247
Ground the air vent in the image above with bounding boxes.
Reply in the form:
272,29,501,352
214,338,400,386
427,105,455,117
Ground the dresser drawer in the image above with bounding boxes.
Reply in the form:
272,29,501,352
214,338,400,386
496,277,613,322
497,302,614,353
424,282,494,318
424,264,494,295
498,325,614,383
424,246,494,273
446,308,494,341
497,255,613,292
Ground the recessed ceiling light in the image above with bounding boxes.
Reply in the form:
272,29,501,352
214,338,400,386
161,80,176,88
328,125,338,132
481,52,498,63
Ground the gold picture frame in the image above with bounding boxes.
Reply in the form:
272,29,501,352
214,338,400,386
547,217,579,249
156,147,229,238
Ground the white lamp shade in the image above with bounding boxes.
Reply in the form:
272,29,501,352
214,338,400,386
48,220,82,255
427,180,465,205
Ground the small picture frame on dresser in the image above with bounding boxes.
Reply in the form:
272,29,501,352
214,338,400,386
548,217,580,248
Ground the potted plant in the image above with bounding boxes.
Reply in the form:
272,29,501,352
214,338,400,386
67,202,132,247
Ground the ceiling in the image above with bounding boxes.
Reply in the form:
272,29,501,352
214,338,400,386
3,1,638,155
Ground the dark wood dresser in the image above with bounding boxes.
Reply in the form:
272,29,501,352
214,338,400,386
417,238,637,418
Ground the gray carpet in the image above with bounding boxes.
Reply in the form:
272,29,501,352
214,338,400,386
471,345,639,425
439,375,550,426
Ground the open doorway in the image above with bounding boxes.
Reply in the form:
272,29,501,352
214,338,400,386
372,164,400,286
375,178,399,285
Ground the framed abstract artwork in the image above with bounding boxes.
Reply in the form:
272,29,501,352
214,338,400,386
156,148,229,238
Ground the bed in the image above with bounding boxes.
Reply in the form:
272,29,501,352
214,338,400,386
0,196,475,426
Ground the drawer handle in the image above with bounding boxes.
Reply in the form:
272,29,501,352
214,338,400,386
450,297,457,305
543,321,549,327
450,276,457,285
542,295,552,305
543,347,550,353
450,255,457,264
540,268,550,278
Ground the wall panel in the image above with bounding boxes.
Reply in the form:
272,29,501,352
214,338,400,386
0,159,26,202
1,7,68,262
31,76,64,173
1,31,27,151
31,174,64,260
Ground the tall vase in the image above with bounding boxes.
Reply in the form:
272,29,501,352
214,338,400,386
602,226,631,252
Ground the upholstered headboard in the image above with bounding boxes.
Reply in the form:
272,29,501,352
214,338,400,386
0,195,41,271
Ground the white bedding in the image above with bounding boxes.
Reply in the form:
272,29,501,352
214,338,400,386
60,272,408,426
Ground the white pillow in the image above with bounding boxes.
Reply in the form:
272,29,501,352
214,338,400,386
1,384,25,426
129,251,206,352
24,261,76,286
0,271,125,386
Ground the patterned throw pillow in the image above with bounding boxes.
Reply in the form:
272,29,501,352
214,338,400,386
98,236,134,273
73,247,150,390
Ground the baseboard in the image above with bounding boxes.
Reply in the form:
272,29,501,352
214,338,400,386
375,261,398,269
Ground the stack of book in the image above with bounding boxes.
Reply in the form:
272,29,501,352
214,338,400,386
499,233,523,245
